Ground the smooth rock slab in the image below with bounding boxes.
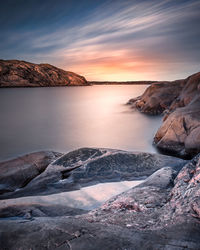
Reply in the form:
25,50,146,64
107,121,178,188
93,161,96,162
154,95,200,158
0,148,186,199
0,214,199,249
0,151,62,195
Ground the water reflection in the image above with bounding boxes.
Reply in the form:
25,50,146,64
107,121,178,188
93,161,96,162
0,85,162,160
1,180,143,211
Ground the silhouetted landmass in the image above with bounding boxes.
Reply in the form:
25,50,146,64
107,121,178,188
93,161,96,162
89,81,156,85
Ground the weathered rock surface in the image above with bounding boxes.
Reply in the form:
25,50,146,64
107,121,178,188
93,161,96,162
0,151,62,195
127,79,186,114
128,72,200,158
81,154,200,249
1,216,199,250
0,59,88,87
0,148,186,199
0,148,200,249
154,95,200,158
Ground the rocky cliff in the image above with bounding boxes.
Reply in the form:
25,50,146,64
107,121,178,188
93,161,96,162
128,72,200,158
0,59,88,87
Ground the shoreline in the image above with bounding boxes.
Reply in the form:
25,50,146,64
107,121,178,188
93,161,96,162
0,82,154,88
127,71,200,159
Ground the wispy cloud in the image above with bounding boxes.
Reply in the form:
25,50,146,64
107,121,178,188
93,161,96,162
1,0,200,80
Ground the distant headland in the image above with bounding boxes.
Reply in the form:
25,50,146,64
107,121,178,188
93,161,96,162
0,59,157,87
0,59,88,87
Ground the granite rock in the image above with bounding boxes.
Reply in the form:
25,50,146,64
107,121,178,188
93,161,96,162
0,148,186,199
128,71,200,158
0,59,88,87
0,149,200,249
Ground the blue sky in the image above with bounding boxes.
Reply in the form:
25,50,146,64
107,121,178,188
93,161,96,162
1,0,200,80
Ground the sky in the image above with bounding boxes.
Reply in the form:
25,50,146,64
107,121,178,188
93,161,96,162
0,0,200,81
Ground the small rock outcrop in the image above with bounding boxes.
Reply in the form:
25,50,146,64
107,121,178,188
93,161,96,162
128,72,200,158
0,59,88,87
128,79,186,115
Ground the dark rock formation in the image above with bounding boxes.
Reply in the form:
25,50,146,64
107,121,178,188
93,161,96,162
0,148,186,199
0,59,88,87
128,72,200,158
0,148,200,249
0,151,62,195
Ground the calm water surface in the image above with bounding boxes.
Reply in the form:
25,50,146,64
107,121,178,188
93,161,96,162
1,180,143,211
0,85,162,161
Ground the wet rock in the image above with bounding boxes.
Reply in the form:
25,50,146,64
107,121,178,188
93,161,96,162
0,59,88,87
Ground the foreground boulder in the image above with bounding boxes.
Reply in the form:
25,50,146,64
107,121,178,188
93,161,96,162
0,148,200,249
128,71,200,158
154,95,200,158
1,215,199,249
0,59,88,87
0,148,186,199
0,151,62,195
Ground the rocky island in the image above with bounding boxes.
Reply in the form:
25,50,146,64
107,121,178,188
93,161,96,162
0,59,88,87
128,71,200,159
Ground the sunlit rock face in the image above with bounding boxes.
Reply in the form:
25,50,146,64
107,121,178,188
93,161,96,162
0,59,88,87
128,72,200,158
128,79,186,115
154,95,200,158
0,148,200,249
154,73,200,158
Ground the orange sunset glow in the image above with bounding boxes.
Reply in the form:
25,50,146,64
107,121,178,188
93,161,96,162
2,1,199,81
